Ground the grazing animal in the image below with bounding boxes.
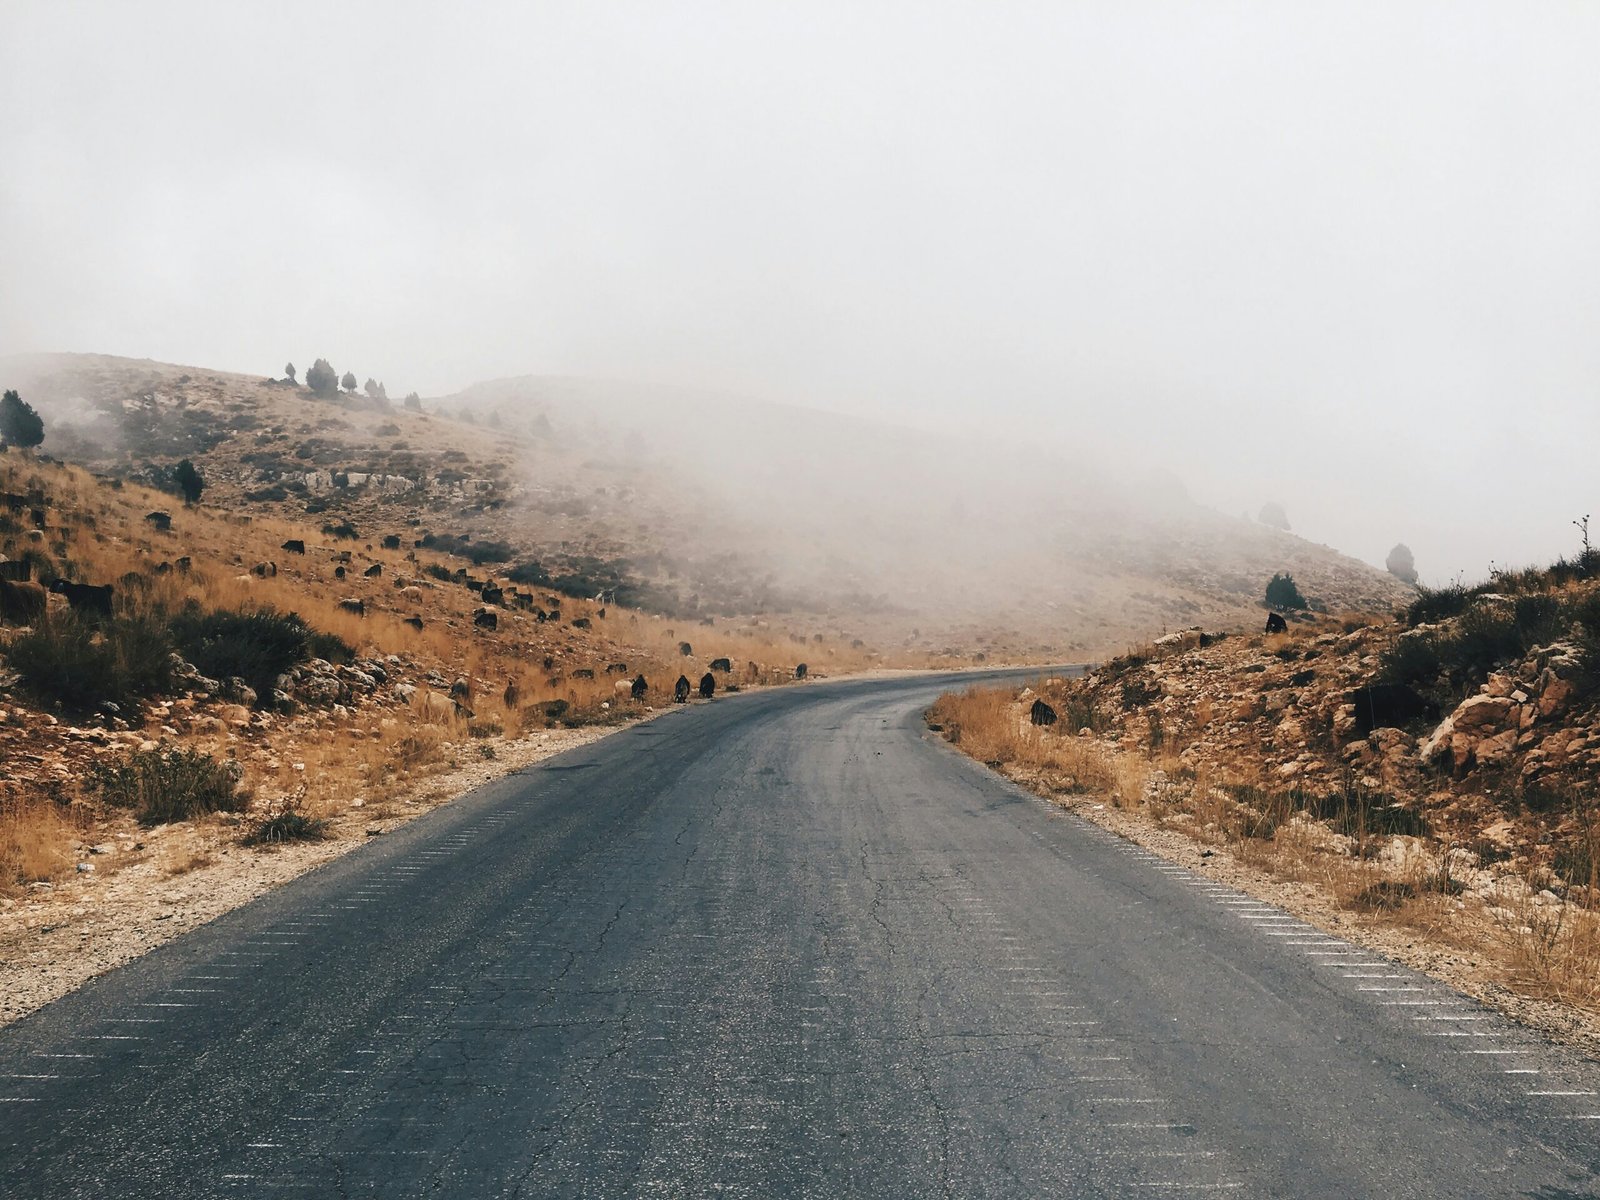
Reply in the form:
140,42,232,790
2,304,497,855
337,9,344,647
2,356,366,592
605,662,629,675
282,539,305,555
699,673,715,699
481,586,503,606
709,657,732,673
674,675,691,703
253,561,277,577
334,566,346,580
145,511,172,532
503,679,520,709
1265,612,1288,634
49,579,114,618
1030,699,1058,727
364,563,382,578
338,598,366,617
417,691,469,723
614,679,634,700
631,674,648,699
400,586,423,601
473,608,498,629
572,617,591,629
449,678,472,702
795,663,808,680
403,615,424,630
382,535,402,550
0,578,47,625
678,641,693,657
572,668,595,680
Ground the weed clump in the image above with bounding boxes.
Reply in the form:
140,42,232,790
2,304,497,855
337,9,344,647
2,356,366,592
244,795,329,845
89,747,250,826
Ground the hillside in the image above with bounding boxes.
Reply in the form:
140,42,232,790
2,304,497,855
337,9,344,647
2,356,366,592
1,353,1415,660
929,557,1600,1040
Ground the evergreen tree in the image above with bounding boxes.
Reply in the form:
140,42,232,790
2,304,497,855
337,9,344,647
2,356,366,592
1264,572,1308,610
305,358,338,398
0,390,45,449
172,458,204,504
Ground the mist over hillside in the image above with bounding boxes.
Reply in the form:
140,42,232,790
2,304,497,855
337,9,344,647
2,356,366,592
0,353,1411,659
441,374,1414,644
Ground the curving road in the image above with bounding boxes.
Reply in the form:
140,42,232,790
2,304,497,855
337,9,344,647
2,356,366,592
2,671,1598,1198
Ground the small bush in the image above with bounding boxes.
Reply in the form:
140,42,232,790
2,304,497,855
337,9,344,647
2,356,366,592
244,797,329,845
8,613,174,712
1378,633,1444,688
1060,695,1104,733
1407,584,1471,627
508,560,550,586
89,748,249,826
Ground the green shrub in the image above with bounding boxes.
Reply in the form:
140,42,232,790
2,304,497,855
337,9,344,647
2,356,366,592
8,613,174,712
1378,632,1444,688
1264,572,1307,610
306,631,355,664
89,747,248,826
169,605,350,703
1406,584,1471,626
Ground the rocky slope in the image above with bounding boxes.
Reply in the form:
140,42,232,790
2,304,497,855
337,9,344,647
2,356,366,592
929,567,1600,1031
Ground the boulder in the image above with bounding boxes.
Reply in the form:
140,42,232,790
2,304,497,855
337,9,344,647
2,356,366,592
1450,694,1515,733
1474,729,1519,767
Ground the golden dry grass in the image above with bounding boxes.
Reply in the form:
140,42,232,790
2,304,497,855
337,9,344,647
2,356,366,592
0,796,79,896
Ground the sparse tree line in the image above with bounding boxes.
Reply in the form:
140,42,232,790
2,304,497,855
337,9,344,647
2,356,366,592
281,360,420,411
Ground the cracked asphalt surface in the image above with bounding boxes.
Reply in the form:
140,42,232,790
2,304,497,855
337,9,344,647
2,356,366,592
2,670,1598,1198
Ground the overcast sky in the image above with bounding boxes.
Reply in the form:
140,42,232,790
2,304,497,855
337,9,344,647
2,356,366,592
3,1,1597,582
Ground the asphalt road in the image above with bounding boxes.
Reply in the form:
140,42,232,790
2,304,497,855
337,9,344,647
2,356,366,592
2,670,1598,1198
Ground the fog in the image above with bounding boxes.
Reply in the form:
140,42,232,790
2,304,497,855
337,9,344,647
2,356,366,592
3,2,1598,584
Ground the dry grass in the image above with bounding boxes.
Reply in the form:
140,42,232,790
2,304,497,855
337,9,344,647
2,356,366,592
930,685,1600,1016
0,796,79,896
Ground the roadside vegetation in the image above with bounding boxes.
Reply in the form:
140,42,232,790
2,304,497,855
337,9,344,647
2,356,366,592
930,549,1600,1031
